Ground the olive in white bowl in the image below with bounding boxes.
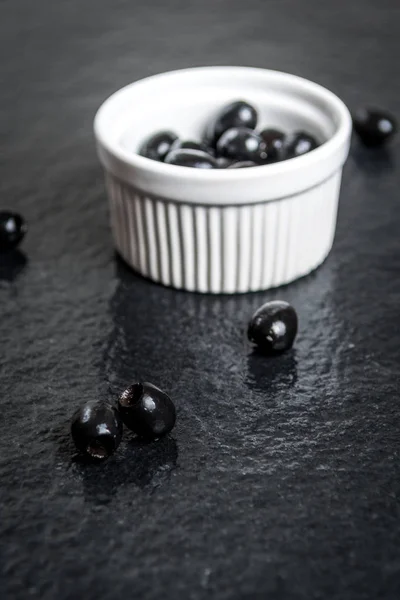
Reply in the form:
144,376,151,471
137,100,319,169
94,66,351,293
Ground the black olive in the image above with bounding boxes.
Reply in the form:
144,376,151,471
216,157,234,168
285,132,318,159
165,149,218,169
216,127,269,164
259,128,286,161
170,139,214,156
205,101,258,147
248,300,298,355
118,382,176,440
0,211,27,253
352,107,397,147
228,161,258,168
71,401,123,460
139,131,178,161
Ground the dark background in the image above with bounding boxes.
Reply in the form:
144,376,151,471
1,1,400,598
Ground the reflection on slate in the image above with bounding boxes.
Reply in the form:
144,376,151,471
76,437,178,505
246,351,298,394
0,250,27,282
350,142,395,174
98,257,179,494
56,414,178,504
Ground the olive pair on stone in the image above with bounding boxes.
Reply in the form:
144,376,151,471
71,382,176,461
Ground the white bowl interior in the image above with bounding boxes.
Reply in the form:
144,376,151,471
104,69,341,155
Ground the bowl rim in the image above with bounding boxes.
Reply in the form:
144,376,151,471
94,66,352,203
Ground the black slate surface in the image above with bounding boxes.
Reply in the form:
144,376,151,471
1,1,400,599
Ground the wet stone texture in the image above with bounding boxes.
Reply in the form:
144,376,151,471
1,1,400,599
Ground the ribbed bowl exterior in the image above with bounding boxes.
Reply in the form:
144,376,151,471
106,170,342,294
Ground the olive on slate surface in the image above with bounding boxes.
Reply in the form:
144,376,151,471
352,107,397,147
139,130,178,161
118,382,176,440
248,300,298,355
228,161,258,168
165,149,218,168
216,127,268,164
0,211,27,252
285,131,318,159
205,100,258,147
71,401,123,460
170,139,214,156
260,128,286,161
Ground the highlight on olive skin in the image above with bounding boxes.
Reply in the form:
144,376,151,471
260,128,286,159
352,108,397,147
204,100,258,148
228,160,258,168
247,300,298,355
118,382,176,440
170,139,214,155
285,132,318,159
70,401,123,460
138,130,178,162
216,127,268,164
0,211,27,253
165,149,218,169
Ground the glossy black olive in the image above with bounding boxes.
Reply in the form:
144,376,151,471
170,139,214,156
0,211,27,252
71,401,123,460
259,128,286,161
139,131,178,162
118,382,176,440
352,107,397,147
216,127,268,164
248,300,298,355
165,149,218,169
216,157,233,168
285,132,318,159
228,161,257,168
205,101,258,147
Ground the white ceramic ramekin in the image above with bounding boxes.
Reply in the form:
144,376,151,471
94,67,352,294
